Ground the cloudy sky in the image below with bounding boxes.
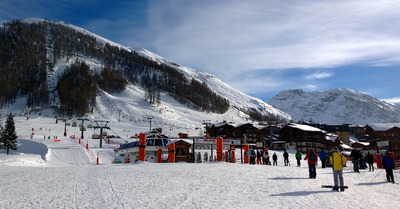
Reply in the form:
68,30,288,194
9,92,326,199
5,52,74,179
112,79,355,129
1,0,400,103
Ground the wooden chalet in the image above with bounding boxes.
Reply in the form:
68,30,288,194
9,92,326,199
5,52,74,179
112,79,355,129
173,139,194,163
364,123,400,161
280,123,336,153
206,122,261,143
305,123,351,145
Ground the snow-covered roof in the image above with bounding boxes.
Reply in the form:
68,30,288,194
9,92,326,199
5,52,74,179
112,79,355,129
232,123,252,128
171,139,193,145
367,123,400,131
341,144,352,150
272,141,286,144
325,133,337,141
349,136,360,142
288,123,325,133
211,122,229,128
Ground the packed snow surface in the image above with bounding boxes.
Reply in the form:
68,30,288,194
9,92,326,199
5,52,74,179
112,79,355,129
1,116,400,209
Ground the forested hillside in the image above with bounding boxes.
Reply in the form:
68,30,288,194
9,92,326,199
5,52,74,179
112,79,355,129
0,19,229,116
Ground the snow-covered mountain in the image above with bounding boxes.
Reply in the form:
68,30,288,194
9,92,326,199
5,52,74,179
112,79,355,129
268,88,400,125
1,18,292,134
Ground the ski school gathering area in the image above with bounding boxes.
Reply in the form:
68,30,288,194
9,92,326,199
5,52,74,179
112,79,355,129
1,116,400,208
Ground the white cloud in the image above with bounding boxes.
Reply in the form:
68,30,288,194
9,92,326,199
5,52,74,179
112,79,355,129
123,0,400,101
305,72,333,80
135,0,400,74
383,97,400,104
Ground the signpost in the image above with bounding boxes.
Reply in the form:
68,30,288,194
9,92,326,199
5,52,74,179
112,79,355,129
194,138,240,145
377,141,389,147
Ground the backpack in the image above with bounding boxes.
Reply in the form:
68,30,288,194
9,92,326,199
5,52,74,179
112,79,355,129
309,152,316,161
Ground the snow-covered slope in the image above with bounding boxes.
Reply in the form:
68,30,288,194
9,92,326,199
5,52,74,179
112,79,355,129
135,48,292,122
3,18,292,136
268,88,400,125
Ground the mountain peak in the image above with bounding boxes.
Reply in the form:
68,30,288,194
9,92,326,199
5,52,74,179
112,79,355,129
268,88,400,124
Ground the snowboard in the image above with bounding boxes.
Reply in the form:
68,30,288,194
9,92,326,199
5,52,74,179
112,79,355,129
322,185,348,189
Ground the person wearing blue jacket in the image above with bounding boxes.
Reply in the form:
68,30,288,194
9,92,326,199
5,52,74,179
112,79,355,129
319,149,327,168
382,151,395,183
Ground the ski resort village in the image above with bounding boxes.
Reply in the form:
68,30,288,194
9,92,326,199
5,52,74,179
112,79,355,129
2,5,400,208
1,109,400,208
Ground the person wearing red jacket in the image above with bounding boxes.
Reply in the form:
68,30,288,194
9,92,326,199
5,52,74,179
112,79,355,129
304,149,318,179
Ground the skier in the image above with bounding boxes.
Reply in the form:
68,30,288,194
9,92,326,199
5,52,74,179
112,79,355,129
329,147,347,191
382,151,395,183
304,149,318,178
295,150,302,167
319,149,327,168
283,149,289,166
365,152,375,172
273,152,278,166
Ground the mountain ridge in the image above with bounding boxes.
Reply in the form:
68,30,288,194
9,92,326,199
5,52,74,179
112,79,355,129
0,18,292,127
268,88,400,124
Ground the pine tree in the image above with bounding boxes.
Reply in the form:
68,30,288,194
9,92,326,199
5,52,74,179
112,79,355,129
1,113,18,155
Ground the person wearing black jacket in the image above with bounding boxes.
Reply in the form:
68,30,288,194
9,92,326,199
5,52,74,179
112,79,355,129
366,152,375,172
350,149,360,173
273,152,278,166
283,150,289,166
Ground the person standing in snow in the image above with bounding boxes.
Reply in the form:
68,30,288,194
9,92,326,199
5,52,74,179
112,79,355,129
382,151,395,183
249,148,256,165
266,150,271,165
304,149,318,178
295,150,302,167
319,149,327,168
263,150,268,165
273,152,278,166
256,149,263,165
283,150,289,166
329,147,347,191
350,148,360,173
366,152,375,172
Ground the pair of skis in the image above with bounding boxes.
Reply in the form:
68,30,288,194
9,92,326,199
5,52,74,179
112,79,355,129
322,185,348,190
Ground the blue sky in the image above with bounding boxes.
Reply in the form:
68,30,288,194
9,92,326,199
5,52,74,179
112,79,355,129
1,0,400,104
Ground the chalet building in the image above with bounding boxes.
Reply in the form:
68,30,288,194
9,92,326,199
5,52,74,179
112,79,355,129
256,124,282,149
280,123,336,153
206,122,260,143
178,132,188,138
233,123,260,143
349,125,366,139
305,123,351,145
364,123,400,161
173,139,194,163
206,122,235,138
